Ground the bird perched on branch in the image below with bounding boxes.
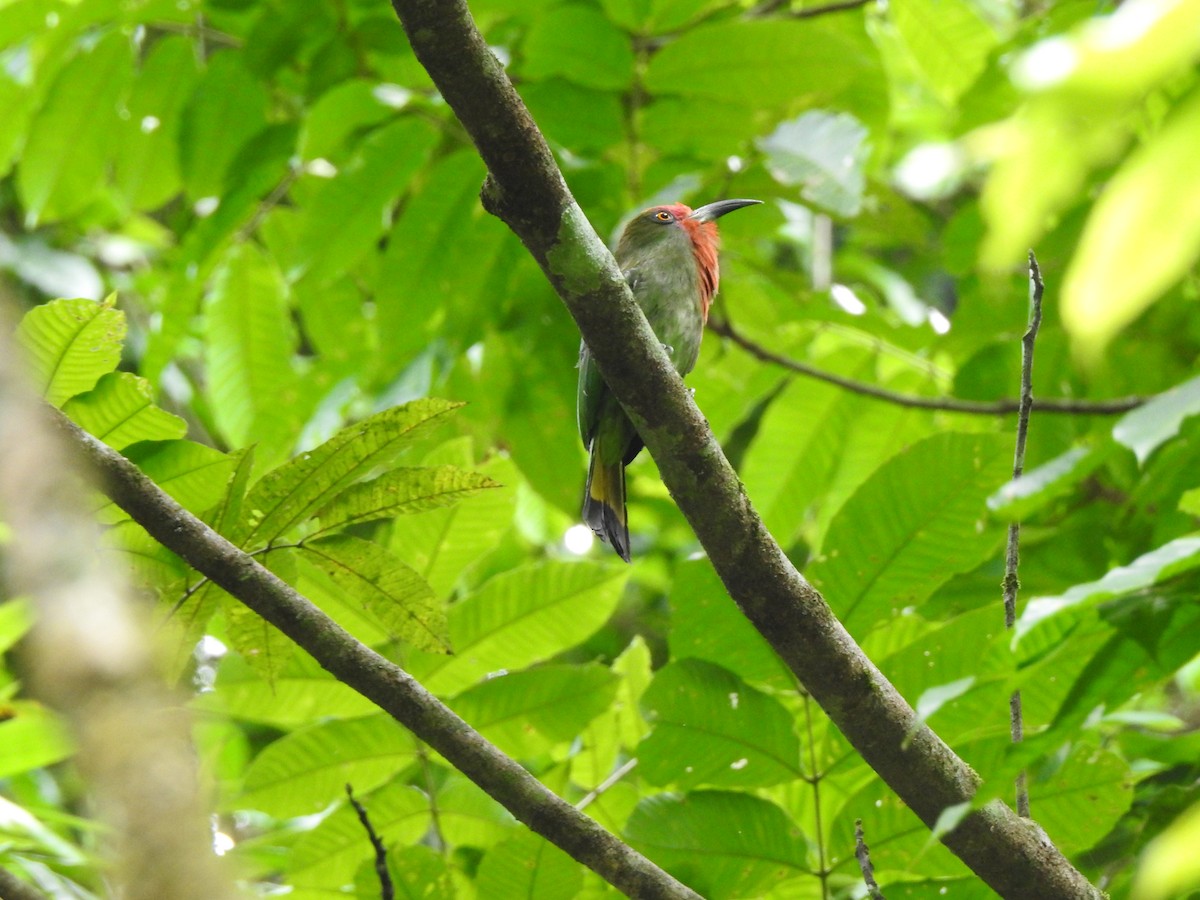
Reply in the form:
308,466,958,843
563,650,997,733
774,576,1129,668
578,198,761,561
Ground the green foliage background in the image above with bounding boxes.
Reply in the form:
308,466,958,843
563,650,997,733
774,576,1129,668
2,0,1199,897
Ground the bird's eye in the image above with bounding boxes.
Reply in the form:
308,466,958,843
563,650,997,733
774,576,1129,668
654,211,673,222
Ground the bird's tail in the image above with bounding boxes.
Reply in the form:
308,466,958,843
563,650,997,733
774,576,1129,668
582,444,630,562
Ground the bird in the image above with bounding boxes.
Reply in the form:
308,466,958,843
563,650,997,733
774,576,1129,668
577,198,761,561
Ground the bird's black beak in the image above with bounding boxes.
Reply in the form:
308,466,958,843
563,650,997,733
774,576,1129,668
689,198,762,223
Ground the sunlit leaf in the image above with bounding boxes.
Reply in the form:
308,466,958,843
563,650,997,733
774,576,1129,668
16,296,125,407
758,111,870,217
475,831,583,900
313,466,500,536
63,371,186,449
1113,373,1200,464
520,4,633,91
987,444,1110,519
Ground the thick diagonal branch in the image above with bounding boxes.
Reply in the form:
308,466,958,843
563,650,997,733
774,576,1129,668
387,2,1100,897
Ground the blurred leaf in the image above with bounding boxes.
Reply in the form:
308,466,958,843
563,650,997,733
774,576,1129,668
1135,798,1200,900
476,830,584,900
291,117,438,287
758,111,870,217
638,659,803,790
178,50,269,202
234,398,462,546
0,703,74,778
313,465,500,535
63,371,186,449
205,242,300,461
1015,535,1200,662
601,0,728,34
235,715,416,817
1063,88,1200,356
414,560,628,696
624,791,808,898
987,443,1110,519
450,663,618,758
892,0,998,104
1113,374,1200,466
808,432,1012,634
16,296,125,407
520,5,633,91
522,80,625,152
298,79,400,161
1030,744,1132,855
17,32,132,224
434,776,516,849
296,534,448,653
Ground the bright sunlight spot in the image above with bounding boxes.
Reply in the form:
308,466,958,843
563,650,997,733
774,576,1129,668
928,308,952,334
563,524,595,556
830,283,866,315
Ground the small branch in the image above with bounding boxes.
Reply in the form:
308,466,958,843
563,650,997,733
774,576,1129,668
1003,251,1044,820
54,413,700,900
346,785,393,900
707,317,1146,416
416,746,446,852
802,692,830,898
855,819,886,900
576,757,639,812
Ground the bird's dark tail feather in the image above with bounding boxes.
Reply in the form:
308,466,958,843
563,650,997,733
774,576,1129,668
582,449,630,562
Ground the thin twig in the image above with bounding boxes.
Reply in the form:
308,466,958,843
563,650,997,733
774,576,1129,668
707,316,1146,416
1002,251,1044,820
855,819,886,900
346,785,393,900
750,0,872,18
416,746,446,852
576,757,639,812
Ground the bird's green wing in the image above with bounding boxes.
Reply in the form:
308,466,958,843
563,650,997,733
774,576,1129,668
576,340,606,448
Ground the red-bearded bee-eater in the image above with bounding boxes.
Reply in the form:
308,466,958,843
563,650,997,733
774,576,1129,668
577,198,761,561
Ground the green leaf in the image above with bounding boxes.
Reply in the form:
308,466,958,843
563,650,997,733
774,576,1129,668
637,659,803,790
0,598,32,655
296,535,448,653
520,5,633,91
1030,743,1132,855
0,67,32,181
758,111,870,217
178,50,269,202
433,776,516,849
195,654,377,728
987,443,1110,519
1015,535,1200,662
1063,88,1200,356
808,432,1012,633
16,32,133,224
97,440,234,524
475,831,584,900
113,35,200,211
449,663,618,758
1135,798,1200,900
235,715,416,817
413,560,628,697
0,703,74,778
205,242,299,461
667,561,791,689
63,371,187,449
624,791,808,898
224,586,295,686
522,80,625,152
1113,373,1200,465
892,0,998,104
290,118,438,288
387,450,518,598
235,398,463,546
297,79,399,162
289,783,430,891
601,0,728,34
16,296,125,407
313,465,500,536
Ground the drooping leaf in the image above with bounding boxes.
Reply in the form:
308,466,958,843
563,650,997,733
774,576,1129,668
807,432,1012,633
475,831,584,900
988,443,1111,519
449,663,618,758
412,560,628,697
16,32,133,224
1113,373,1200,465
16,296,125,407
624,791,808,898
296,534,448,653
234,398,462,547
758,111,870,217
204,242,300,462
63,371,186,449
637,659,803,790
235,714,416,818
313,465,500,536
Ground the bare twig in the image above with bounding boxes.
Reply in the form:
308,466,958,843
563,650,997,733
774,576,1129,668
0,300,237,900
1002,252,1044,820
707,317,1146,416
346,785,393,900
855,819,886,900
385,2,1102,896
576,758,639,812
53,412,700,900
